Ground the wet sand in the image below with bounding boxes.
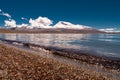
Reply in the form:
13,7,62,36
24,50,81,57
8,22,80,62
0,41,119,80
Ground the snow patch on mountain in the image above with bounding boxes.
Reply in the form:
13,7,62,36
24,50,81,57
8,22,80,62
54,21,92,29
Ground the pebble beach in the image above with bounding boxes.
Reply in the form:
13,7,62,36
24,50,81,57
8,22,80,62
0,42,119,80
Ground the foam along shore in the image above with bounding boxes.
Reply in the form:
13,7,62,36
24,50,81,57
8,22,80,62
0,42,119,80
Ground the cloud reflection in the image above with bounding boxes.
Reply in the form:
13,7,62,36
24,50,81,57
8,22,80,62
2,34,91,49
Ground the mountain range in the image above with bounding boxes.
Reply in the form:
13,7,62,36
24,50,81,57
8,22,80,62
1,21,119,33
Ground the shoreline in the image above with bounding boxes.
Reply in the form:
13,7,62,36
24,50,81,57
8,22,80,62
0,28,120,34
0,39,120,79
0,42,118,80
0,38,120,71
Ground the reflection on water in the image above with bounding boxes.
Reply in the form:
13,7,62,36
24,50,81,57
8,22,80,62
2,34,90,47
0,34,120,58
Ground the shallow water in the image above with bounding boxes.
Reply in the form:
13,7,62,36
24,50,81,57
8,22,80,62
0,33,120,58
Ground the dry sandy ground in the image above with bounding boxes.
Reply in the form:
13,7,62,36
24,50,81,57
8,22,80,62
0,43,118,80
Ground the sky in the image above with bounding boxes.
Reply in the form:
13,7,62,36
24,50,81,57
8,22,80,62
0,0,120,29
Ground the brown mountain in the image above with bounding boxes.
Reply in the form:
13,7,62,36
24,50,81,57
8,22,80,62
0,28,105,34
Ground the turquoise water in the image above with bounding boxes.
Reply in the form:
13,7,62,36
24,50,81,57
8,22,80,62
0,34,120,58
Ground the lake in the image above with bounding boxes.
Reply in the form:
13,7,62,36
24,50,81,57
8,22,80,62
0,33,120,58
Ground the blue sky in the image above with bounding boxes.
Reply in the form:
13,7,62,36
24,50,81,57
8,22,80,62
0,0,120,29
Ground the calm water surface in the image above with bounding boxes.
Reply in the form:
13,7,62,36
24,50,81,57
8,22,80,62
0,34,120,58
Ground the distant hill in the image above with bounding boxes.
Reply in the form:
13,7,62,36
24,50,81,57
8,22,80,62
0,28,105,33
0,28,16,33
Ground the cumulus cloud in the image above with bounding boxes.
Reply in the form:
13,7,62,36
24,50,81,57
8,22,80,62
4,16,53,28
4,19,16,28
0,9,11,19
17,24,28,28
0,9,91,29
29,16,53,28
4,17,92,29
4,19,29,28
99,28,120,32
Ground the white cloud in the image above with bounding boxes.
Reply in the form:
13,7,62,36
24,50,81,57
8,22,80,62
21,17,28,21
0,9,92,29
29,16,53,28
4,17,92,29
2,13,11,19
4,19,16,28
17,23,28,28
0,9,11,19
99,28,120,32
4,19,29,28
0,9,2,12
4,16,53,28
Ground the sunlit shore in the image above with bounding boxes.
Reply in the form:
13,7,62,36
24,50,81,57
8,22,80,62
0,41,119,80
